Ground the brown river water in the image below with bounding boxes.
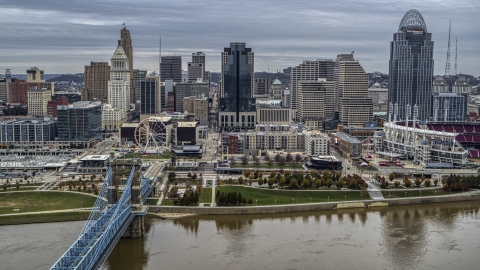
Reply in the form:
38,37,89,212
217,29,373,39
1,201,480,270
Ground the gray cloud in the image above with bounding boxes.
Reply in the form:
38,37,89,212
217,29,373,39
0,0,479,76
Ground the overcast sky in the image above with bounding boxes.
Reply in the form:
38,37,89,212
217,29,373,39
1,0,479,76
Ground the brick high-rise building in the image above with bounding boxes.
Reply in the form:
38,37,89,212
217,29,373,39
83,62,110,102
8,80,29,104
47,96,68,117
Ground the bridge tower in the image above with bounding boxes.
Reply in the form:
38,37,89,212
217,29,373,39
107,152,146,238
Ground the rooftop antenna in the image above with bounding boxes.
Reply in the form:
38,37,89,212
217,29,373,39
445,20,451,75
159,35,162,80
454,37,458,75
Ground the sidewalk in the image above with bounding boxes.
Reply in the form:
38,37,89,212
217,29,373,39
367,182,385,200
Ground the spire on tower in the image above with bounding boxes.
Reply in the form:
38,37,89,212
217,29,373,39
454,37,458,75
445,20,451,75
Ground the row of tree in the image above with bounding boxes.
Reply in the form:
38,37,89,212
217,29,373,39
377,175,439,189
444,174,480,191
215,190,252,206
173,189,200,206
231,152,304,167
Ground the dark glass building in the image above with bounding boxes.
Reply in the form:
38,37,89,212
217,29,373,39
160,56,182,83
219,42,256,130
57,101,102,146
140,78,160,115
388,9,434,122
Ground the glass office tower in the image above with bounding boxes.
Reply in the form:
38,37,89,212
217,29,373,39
219,42,255,129
388,9,434,123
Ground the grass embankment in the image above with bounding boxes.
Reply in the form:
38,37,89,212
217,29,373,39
0,211,90,226
0,191,96,214
382,188,462,198
199,188,212,203
161,199,174,206
217,186,369,205
0,187,38,192
145,198,159,205
232,163,303,169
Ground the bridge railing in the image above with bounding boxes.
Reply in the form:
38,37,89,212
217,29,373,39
78,166,112,237
51,165,136,270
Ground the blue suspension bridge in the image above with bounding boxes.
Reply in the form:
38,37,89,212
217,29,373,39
51,158,158,270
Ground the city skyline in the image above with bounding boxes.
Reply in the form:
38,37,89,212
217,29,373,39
0,0,479,75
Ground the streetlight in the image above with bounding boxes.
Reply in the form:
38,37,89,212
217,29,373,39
256,199,257,206
81,201,83,209
293,198,294,204
275,199,276,205
405,192,407,198
310,197,311,204
328,196,329,203
344,196,346,202
420,191,422,197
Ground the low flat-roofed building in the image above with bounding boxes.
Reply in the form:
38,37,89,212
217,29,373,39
330,132,361,158
78,155,109,174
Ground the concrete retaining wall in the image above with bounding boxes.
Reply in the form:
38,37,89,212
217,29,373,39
149,193,480,215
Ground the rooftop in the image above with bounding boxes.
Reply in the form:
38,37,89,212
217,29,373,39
332,132,361,144
79,155,109,161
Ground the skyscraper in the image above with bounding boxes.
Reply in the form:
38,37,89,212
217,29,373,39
388,9,434,122
188,52,206,82
140,76,161,116
290,59,335,116
219,42,255,130
161,56,182,82
335,54,373,127
83,62,110,102
120,26,135,105
107,40,130,115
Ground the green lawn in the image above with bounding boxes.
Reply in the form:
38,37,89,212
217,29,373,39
0,211,90,226
160,199,174,206
199,188,212,203
0,191,96,214
0,187,38,192
145,198,159,205
232,163,303,169
382,188,463,198
216,186,369,205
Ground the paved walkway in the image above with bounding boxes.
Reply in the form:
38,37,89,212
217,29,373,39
367,182,385,200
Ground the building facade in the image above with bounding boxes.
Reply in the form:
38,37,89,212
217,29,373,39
303,129,330,156
388,9,434,122
188,52,206,82
194,97,209,126
175,82,209,113
27,87,51,117
108,41,131,113
219,42,256,130
47,96,69,117
102,104,125,131
0,118,57,145
57,101,102,146
120,26,135,106
335,54,373,127
133,69,147,105
82,62,110,102
0,69,12,102
161,56,182,82
140,76,161,116
254,78,271,96
290,59,335,114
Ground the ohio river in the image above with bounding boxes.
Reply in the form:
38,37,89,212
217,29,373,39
1,201,480,270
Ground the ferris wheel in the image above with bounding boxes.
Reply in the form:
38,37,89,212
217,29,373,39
134,117,168,153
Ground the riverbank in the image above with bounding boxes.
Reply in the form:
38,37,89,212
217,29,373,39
0,211,91,226
150,190,480,215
